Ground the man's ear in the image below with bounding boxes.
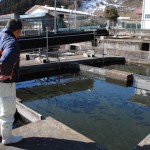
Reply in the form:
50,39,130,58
16,29,21,34
13,29,21,38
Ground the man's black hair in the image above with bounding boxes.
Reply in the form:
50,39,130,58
6,19,22,32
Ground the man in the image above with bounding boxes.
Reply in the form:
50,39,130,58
0,19,23,145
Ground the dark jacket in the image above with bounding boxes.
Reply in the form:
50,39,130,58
0,28,20,83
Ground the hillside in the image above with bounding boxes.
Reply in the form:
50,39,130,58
122,0,142,8
81,0,142,11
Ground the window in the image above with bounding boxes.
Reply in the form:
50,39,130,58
145,14,150,19
141,43,149,51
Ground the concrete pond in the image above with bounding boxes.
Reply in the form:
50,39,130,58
1,34,150,150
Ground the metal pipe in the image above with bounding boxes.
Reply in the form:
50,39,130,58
46,27,49,62
93,31,96,53
142,0,145,29
102,38,104,67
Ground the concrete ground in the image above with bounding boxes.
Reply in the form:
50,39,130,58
0,117,106,150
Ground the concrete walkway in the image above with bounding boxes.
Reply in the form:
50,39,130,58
0,117,106,150
19,53,125,76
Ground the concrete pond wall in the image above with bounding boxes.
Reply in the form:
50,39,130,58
97,39,142,51
95,38,150,62
109,29,150,38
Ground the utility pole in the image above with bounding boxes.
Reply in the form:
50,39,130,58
141,0,145,29
74,0,77,28
54,0,57,34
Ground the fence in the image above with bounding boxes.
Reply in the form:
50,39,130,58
0,17,107,36
1,17,150,36
113,20,150,30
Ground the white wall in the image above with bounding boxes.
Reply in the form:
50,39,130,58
142,0,150,29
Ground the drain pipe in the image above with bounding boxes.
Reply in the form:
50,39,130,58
46,27,50,62
58,51,61,73
56,51,61,83
101,36,105,67
93,31,96,53
54,0,57,34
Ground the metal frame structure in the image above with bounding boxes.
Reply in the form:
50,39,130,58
18,31,95,50
19,31,96,64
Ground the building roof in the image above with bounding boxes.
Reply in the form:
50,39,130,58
20,12,48,19
118,16,131,20
0,13,17,20
25,5,91,16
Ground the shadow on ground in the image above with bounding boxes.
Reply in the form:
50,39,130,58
133,145,150,150
0,137,107,150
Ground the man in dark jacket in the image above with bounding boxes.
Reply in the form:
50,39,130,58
0,19,23,145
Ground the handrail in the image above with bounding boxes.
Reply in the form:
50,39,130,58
18,31,95,51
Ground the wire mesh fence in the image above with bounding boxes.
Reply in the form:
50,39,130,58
0,17,107,36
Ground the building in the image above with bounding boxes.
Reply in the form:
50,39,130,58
0,5,92,35
142,0,150,29
20,5,91,34
20,12,58,35
25,5,91,27
0,13,18,29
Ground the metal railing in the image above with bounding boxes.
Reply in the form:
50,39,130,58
1,17,150,33
20,30,96,64
0,17,107,36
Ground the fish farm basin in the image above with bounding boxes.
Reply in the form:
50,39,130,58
16,70,150,150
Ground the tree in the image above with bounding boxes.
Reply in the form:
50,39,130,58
104,6,119,29
104,6,119,22
0,0,73,15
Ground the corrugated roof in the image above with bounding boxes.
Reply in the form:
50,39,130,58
25,5,91,16
20,12,47,19
43,5,90,15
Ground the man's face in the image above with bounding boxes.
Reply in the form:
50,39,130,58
13,29,22,39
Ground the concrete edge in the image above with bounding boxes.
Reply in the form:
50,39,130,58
79,64,133,82
138,134,150,147
105,69,133,81
46,116,94,142
134,134,150,150
79,64,106,76
16,101,42,122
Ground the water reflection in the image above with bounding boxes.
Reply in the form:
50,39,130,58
130,75,150,107
17,74,94,101
80,70,133,87
93,62,150,76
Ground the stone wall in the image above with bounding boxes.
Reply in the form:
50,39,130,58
95,37,150,61
109,29,150,37
97,39,142,51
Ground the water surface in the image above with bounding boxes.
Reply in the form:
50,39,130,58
16,73,150,150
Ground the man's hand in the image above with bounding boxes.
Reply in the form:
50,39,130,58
0,75,11,81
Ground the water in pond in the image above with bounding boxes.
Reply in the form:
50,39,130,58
16,73,150,150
